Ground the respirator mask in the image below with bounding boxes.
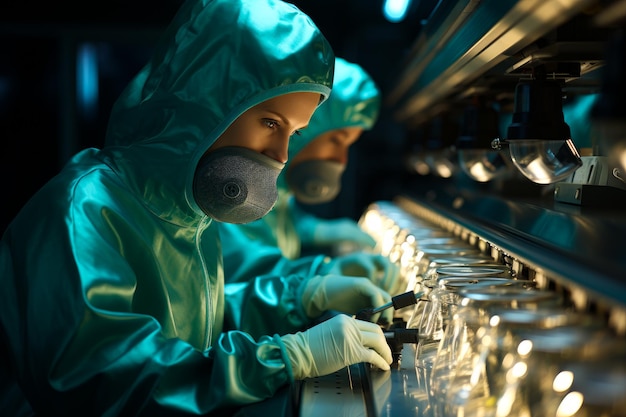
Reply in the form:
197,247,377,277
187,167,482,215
193,146,284,223
286,160,345,204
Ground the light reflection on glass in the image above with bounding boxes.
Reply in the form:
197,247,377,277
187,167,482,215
458,149,514,182
429,149,456,178
356,200,624,417
517,339,532,356
510,361,527,379
407,153,431,175
434,162,454,178
508,138,582,184
502,352,515,370
556,392,584,417
553,370,574,392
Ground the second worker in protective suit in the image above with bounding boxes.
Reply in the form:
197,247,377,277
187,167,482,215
0,1,393,416
219,57,405,299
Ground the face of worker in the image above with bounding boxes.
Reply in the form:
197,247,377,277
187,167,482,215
285,126,364,205
193,92,321,223
290,126,364,166
209,92,322,163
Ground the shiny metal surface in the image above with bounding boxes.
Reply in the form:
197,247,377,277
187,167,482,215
395,192,626,311
299,197,626,416
388,0,599,125
300,344,429,417
299,364,372,417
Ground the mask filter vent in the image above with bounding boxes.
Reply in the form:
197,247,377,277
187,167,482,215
287,160,345,204
193,147,284,223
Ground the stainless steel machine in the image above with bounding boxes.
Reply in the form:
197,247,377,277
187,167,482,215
297,193,626,416
295,1,626,414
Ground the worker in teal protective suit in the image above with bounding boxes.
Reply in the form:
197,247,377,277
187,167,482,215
0,1,394,415
220,58,404,296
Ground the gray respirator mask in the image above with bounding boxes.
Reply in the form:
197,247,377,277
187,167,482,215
193,146,284,224
286,160,345,204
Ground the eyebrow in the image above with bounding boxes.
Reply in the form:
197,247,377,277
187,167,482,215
330,129,350,140
264,110,309,130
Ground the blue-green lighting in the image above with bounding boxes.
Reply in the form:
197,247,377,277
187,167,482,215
383,0,411,23
76,43,99,119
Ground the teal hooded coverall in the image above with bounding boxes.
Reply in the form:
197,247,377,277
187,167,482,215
219,57,381,283
0,0,334,415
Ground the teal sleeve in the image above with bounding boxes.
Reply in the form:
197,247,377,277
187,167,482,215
0,177,294,416
220,222,330,284
0,233,294,416
291,200,320,246
292,201,376,252
223,274,313,338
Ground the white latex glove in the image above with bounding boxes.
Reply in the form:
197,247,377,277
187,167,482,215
307,218,376,249
301,275,393,325
280,314,392,379
323,253,402,295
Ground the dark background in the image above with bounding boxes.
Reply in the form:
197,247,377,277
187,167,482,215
0,0,441,233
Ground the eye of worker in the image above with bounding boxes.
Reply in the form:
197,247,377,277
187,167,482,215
209,92,320,163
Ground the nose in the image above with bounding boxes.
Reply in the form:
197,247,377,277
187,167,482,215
263,134,290,164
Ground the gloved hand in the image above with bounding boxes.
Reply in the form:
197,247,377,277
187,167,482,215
301,275,393,325
323,253,403,295
280,314,393,379
299,218,376,250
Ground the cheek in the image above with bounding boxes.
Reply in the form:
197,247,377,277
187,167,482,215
214,123,264,150
212,125,242,149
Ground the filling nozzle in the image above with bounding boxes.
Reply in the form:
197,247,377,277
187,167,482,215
354,290,423,367
355,290,423,322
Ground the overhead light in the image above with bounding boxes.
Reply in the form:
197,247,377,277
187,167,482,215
76,42,99,121
491,78,582,184
457,99,514,183
383,0,412,23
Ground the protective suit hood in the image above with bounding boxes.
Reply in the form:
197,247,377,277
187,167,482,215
104,0,334,225
277,57,380,192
